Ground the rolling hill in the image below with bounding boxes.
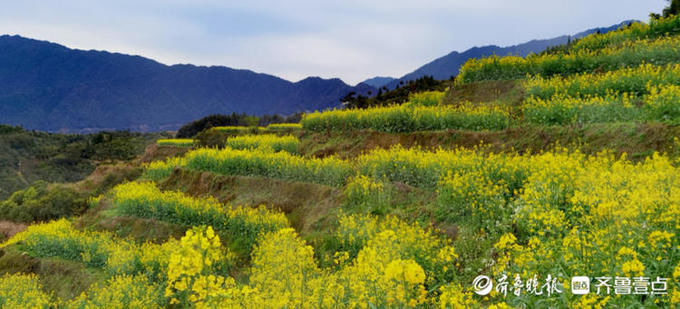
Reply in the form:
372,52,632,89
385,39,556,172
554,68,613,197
384,20,636,89
360,76,396,88
0,35,374,132
0,21,635,133
1,11,680,307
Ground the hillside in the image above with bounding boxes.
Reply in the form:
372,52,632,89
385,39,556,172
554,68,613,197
385,20,635,89
1,13,680,309
0,125,163,199
0,35,374,132
359,76,396,88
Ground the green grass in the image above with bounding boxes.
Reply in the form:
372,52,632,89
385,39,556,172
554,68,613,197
0,126,164,200
0,246,106,301
297,122,680,162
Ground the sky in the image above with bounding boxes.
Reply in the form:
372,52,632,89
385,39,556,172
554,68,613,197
0,0,668,85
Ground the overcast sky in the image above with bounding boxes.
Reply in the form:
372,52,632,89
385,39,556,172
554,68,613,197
0,1,668,85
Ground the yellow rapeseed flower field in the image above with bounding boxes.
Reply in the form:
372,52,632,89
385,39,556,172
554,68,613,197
225,134,299,154
457,33,680,84
302,102,510,133
4,15,680,308
156,138,195,147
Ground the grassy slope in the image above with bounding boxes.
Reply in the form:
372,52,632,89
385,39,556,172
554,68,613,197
300,80,680,161
300,123,680,160
0,126,167,199
3,71,680,302
67,79,679,278
0,246,106,300
75,78,680,254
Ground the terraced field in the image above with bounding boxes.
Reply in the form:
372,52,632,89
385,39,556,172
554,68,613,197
2,15,680,308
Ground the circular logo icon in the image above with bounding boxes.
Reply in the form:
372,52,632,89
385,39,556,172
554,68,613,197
472,275,493,296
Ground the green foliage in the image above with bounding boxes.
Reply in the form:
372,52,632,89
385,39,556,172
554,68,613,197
653,0,680,18
156,139,194,147
405,90,446,107
225,134,300,154
0,273,52,308
0,181,87,223
194,129,229,148
523,85,680,126
570,16,680,52
342,76,450,109
645,85,680,122
243,116,260,127
176,113,301,138
67,275,166,309
525,64,680,99
263,123,303,134
0,126,160,200
523,97,642,125
458,34,680,84
343,176,393,215
140,156,185,181
184,147,353,186
84,131,158,161
110,182,289,251
175,113,252,139
436,171,513,235
302,103,510,133
665,0,680,17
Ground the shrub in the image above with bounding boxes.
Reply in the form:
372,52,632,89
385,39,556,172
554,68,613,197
0,181,87,223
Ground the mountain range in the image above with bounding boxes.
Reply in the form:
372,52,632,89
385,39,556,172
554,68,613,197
366,21,636,89
360,76,396,88
0,21,633,132
0,35,374,132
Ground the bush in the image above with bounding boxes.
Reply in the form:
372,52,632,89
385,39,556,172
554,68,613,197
0,181,87,223
176,113,251,138
193,129,227,148
176,113,302,138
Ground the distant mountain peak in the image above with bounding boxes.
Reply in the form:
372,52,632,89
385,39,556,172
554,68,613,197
0,35,374,132
297,76,343,83
385,20,639,89
360,76,396,88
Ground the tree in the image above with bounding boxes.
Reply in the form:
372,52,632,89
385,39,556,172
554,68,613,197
340,75,447,109
243,116,259,127
652,0,680,18
664,0,680,16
